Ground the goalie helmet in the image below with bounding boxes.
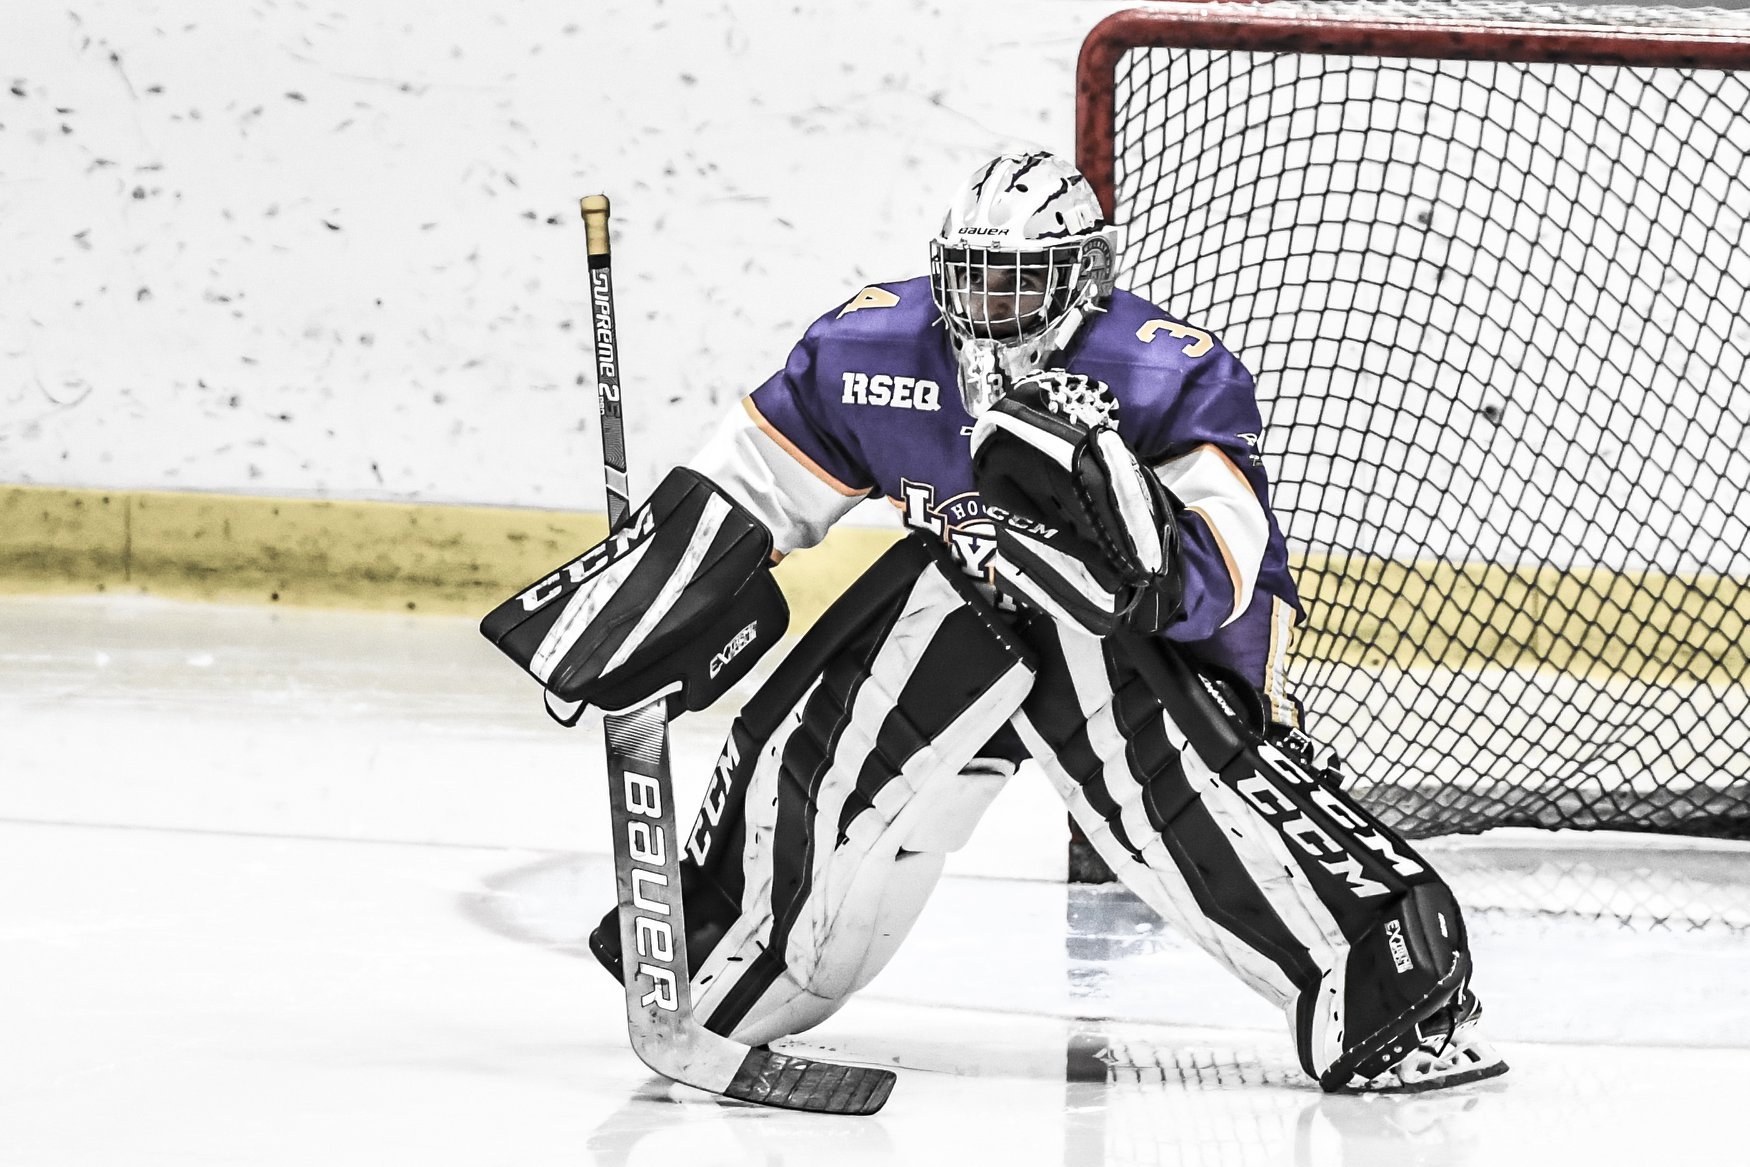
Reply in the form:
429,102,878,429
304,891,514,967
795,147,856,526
930,152,1119,415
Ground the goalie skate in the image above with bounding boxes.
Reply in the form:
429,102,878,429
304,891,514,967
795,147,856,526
1333,991,1508,1094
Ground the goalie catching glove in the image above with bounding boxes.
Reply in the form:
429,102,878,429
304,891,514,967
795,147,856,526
971,370,1183,636
480,467,788,717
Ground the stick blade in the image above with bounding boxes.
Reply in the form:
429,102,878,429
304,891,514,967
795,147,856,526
725,1048,896,1116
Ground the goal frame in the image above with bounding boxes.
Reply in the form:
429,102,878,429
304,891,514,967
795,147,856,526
1068,0,1750,857
1076,4,1750,221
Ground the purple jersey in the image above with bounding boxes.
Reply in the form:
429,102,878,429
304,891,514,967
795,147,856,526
743,276,1302,697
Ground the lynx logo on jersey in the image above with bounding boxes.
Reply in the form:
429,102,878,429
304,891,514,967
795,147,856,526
842,372,942,412
899,479,998,581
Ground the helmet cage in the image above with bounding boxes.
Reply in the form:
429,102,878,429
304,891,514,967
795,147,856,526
929,230,1117,415
929,243,1083,343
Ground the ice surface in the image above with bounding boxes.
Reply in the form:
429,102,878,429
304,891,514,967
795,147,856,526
4,596,1748,1166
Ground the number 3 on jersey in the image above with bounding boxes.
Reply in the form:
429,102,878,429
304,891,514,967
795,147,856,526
1138,318,1213,357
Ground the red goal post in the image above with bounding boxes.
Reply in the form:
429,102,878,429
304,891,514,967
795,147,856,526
1079,3,1750,205
1074,2,1750,847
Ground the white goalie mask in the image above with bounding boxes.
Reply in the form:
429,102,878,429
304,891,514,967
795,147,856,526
930,152,1119,415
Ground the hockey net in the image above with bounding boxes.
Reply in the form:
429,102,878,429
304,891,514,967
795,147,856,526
1078,2,1750,854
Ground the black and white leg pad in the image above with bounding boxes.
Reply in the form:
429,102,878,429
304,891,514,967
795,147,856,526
480,467,788,717
1009,617,1473,1090
591,536,1036,1046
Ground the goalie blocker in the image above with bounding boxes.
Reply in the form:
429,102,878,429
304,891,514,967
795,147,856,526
480,467,789,717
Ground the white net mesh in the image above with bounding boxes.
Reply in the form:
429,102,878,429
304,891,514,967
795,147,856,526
1100,0,1750,841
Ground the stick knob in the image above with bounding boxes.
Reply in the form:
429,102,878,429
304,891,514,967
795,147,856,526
580,194,611,257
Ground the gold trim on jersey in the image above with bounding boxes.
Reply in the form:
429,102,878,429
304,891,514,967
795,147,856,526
1264,595,1299,727
741,397,872,499
1157,443,1269,627
1184,504,1245,621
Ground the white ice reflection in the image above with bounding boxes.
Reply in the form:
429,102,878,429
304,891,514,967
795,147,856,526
3,596,1747,1166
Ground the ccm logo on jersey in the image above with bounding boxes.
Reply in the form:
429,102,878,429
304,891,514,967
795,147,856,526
709,621,760,678
842,372,942,411
623,769,680,1012
515,508,657,613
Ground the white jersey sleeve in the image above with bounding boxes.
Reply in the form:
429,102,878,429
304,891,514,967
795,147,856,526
688,397,870,556
1152,443,1270,629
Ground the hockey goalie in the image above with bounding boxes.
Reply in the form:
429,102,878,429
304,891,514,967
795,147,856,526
484,152,1508,1094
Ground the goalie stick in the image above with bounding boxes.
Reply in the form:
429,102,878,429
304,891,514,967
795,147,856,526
577,195,895,1116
